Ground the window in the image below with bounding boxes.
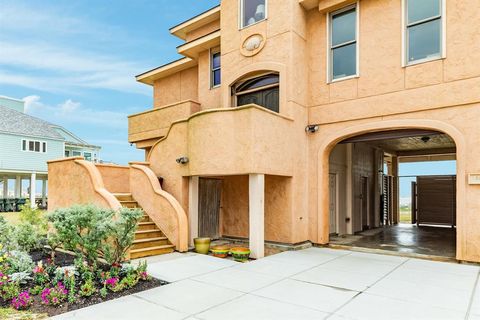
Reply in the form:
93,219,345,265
72,151,82,156
240,0,267,29
21,139,47,153
233,73,279,112
405,0,443,64
329,4,358,81
84,152,92,161
65,150,70,157
211,48,221,88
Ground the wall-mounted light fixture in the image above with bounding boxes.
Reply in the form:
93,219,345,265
305,124,319,133
176,156,189,164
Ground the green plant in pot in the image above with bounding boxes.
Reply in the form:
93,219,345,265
194,237,211,254
230,247,250,262
210,245,230,258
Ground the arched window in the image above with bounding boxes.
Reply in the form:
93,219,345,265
232,73,279,112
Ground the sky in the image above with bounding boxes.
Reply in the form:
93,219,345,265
0,0,218,164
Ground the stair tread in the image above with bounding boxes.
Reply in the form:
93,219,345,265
133,237,167,243
138,221,155,225
136,229,162,234
130,244,174,253
119,200,137,203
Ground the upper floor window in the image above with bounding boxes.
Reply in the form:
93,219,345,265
72,151,82,157
329,4,358,82
233,73,279,113
240,0,267,29
211,48,221,88
405,0,443,65
84,152,92,161
22,139,47,153
65,150,70,157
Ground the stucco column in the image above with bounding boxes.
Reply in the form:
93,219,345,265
14,176,21,198
41,179,47,207
392,156,399,224
2,176,8,198
346,144,353,234
249,174,265,259
188,176,199,247
30,172,36,208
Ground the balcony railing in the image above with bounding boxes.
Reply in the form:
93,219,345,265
128,100,201,147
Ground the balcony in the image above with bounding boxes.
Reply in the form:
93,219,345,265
148,104,295,177
128,100,201,148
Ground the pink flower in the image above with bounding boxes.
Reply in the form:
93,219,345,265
11,291,33,310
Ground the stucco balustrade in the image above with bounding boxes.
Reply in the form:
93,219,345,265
129,163,188,252
47,157,122,210
148,104,295,177
128,100,201,147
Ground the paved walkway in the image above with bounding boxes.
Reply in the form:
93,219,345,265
54,248,480,320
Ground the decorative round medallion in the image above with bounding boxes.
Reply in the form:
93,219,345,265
241,33,266,57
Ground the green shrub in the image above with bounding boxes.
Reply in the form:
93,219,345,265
12,224,44,253
47,205,116,266
7,251,34,274
48,205,143,266
0,216,14,250
104,208,143,265
19,201,46,233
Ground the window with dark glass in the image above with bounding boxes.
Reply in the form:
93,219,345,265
23,139,46,153
329,5,357,81
211,49,221,88
233,73,279,113
84,152,92,161
72,151,81,157
240,0,266,28
65,150,70,157
406,0,442,64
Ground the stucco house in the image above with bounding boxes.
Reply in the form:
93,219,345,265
0,96,101,208
48,0,480,263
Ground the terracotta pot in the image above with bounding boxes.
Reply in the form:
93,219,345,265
210,245,230,258
194,237,211,254
230,247,250,262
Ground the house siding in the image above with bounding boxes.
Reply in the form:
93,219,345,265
0,133,63,173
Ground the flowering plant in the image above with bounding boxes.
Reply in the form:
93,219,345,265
11,291,33,310
33,261,49,285
41,282,68,306
0,272,20,300
105,277,122,292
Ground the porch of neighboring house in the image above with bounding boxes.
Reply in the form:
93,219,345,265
0,171,48,211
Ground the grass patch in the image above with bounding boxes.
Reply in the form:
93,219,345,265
0,211,45,225
0,307,48,320
400,209,411,223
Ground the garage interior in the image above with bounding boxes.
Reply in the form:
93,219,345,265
328,129,457,258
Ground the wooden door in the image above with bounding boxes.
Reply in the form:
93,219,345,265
411,181,417,224
417,175,456,227
329,173,337,234
361,176,369,230
198,178,222,239
237,87,279,112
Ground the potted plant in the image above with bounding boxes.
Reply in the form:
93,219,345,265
230,247,250,262
193,237,211,254
210,245,230,258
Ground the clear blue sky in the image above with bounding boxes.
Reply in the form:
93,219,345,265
0,0,218,164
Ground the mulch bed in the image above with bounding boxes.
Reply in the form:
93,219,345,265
1,250,168,317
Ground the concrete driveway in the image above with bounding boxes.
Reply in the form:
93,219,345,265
53,248,480,320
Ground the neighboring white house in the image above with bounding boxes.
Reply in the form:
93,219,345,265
0,95,101,208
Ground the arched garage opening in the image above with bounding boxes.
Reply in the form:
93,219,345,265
317,120,466,260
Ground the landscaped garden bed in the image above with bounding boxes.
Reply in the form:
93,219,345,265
0,203,168,318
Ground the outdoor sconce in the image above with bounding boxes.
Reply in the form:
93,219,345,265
176,156,189,164
305,124,319,133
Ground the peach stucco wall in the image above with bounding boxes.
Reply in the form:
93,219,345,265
153,66,198,108
48,158,122,211
95,164,130,194
130,0,480,262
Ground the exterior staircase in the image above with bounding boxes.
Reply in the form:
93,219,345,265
114,193,175,259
